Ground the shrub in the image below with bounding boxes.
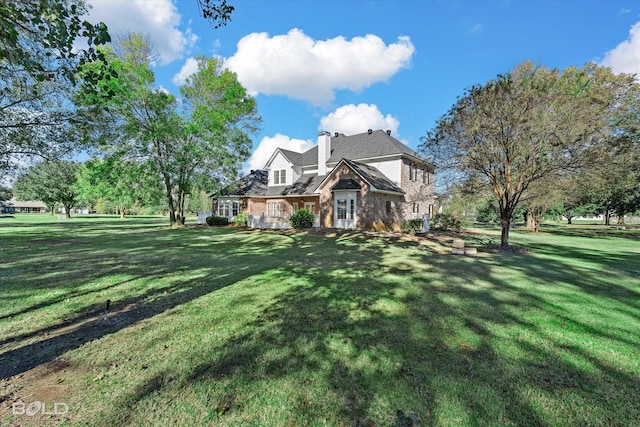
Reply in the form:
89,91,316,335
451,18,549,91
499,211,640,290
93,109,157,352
235,211,248,227
431,213,462,232
401,219,424,234
289,208,314,229
476,202,499,223
205,216,229,226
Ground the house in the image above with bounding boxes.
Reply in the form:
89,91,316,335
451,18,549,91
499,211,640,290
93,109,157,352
0,200,15,214
7,198,46,213
211,129,435,230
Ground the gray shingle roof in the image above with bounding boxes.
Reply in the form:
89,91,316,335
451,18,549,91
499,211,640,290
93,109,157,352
330,178,362,191
216,169,268,197
341,159,404,194
278,148,303,165
296,129,422,166
217,130,415,199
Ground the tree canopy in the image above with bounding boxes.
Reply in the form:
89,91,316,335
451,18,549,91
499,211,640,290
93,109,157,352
420,61,635,248
76,34,260,226
13,160,81,216
0,0,113,176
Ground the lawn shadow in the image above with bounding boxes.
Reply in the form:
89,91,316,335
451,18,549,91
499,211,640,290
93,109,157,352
2,225,639,425
99,230,640,425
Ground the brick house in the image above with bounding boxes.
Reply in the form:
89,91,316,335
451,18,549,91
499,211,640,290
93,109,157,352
211,129,435,230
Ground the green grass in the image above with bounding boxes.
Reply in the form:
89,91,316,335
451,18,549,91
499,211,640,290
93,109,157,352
1,218,639,426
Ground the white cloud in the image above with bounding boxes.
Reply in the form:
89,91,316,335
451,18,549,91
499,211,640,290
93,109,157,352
87,0,197,64
319,104,400,137
173,57,200,86
601,21,640,76
245,134,314,173
224,29,415,105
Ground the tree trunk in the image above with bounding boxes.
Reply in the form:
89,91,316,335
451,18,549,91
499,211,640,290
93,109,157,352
617,212,626,225
567,215,573,225
500,209,511,248
526,212,535,230
605,209,611,225
120,206,126,219
162,177,176,226
64,204,72,217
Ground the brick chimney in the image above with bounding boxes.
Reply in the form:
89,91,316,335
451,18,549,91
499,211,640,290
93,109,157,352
317,131,331,176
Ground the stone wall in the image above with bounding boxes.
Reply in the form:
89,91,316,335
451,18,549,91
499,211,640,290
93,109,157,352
319,163,405,230
400,158,436,220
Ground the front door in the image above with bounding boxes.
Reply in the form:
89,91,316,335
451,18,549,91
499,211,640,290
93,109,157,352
333,191,357,228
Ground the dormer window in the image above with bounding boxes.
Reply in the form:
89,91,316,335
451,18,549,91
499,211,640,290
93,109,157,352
273,169,286,185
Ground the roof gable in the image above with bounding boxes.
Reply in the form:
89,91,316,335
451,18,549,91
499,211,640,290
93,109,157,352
264,148,294,169
317,159,404,195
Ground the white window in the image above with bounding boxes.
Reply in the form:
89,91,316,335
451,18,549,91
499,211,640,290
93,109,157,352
304,202,315,213
413,203,420,214
266,202,284,217
336,199,354,220
273,169,286,185
292,202,299,212
218,201,239,217
409,163,419,181
219,202,229,217
336,199,347,220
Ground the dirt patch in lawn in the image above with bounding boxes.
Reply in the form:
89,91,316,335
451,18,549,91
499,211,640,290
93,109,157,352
0,303,152,426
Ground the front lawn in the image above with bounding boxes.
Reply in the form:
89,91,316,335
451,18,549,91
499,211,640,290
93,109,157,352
1,219,638,426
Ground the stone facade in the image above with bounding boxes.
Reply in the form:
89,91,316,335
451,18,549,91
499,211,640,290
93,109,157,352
400,158,435,220
318,163,406,230
212,129,435,231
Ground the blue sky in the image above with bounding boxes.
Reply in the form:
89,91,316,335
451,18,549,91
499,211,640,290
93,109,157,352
86,0,640,173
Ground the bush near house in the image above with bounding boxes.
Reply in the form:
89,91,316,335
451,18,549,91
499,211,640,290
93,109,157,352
235,211,248,227
431,213,463,232
290,208,315,229
205,216,229,226
401,219,424,234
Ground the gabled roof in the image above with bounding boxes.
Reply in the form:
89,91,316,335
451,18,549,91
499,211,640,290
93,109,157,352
317,159,404,195
294,129,426,167
331,178,362,191
263,147,299,170
328,130,419,163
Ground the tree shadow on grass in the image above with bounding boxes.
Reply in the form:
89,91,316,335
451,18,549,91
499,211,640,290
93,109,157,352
93,231,640,426
2,226,639,425
0,227,304,379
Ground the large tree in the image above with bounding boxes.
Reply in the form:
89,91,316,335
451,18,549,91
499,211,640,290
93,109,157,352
0,0,113,175
77,35,260,226
0,185,12,202
420,61,633,248
13,160,81,216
